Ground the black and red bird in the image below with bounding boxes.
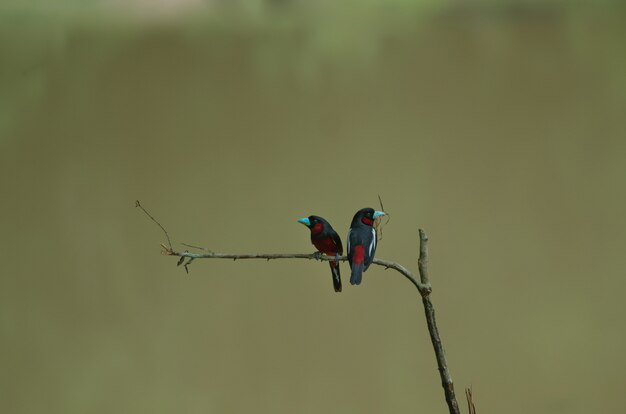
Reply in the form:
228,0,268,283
298,215,344,292
347,208,386,285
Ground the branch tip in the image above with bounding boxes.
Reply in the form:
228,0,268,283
419,228,429,242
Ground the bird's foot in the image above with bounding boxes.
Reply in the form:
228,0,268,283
312,251,323,260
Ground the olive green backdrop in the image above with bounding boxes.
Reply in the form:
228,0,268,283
1,1,625,413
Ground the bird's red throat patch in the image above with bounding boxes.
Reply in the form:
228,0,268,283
311,223,324,235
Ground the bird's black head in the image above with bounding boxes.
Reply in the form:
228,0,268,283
350,208,386,227
298,215,330,231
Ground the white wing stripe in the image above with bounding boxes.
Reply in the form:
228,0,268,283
369,228,376,256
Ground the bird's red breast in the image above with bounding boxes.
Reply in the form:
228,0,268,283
313,236,341,256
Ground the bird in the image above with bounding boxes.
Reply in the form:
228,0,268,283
347,208,386,285
298,215,344,292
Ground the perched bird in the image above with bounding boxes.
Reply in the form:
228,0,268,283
347,208,386,285
298,215,344,292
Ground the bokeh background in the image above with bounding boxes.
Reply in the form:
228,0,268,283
2,0,625,413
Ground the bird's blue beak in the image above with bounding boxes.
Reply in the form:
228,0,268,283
297,217,311,227
373,211,386,219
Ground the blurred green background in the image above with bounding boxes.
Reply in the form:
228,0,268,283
2,1,626,413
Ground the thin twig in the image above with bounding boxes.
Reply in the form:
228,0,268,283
375,194,390,241
378,194,385,212
136,200,173,250
466,387,476,414
181,242,211,251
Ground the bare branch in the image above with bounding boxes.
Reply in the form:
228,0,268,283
142,203,460,414
161,247,432,296
161,233,459,413
418,228,460,414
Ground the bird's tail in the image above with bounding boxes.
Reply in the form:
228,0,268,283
350,262,364,285
329,261,342,292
